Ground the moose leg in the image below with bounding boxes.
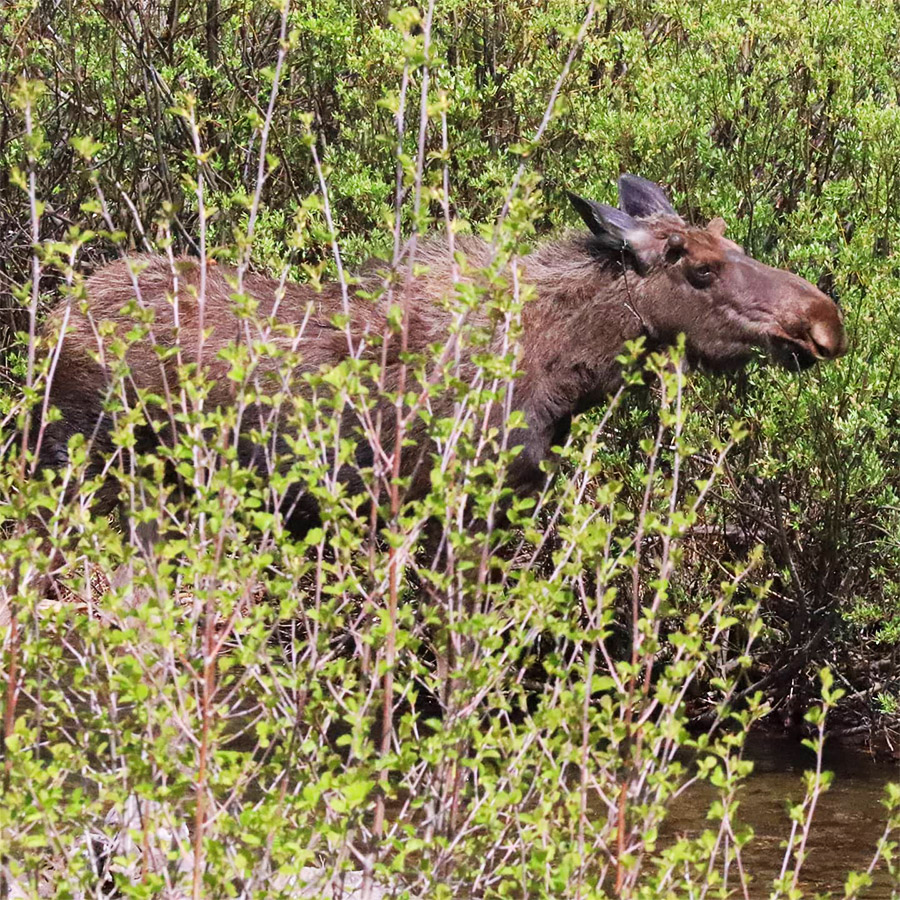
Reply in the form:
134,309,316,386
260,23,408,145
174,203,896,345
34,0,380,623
236,432,325,540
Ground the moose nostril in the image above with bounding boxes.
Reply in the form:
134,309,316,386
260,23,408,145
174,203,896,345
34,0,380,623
808,319,844,358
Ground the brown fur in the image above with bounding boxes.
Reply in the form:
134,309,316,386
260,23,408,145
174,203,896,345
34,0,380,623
33,179,847,535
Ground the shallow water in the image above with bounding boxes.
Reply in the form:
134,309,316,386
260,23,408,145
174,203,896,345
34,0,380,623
665,734,900,897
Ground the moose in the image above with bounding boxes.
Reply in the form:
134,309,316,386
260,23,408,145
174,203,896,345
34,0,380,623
29,174,846,544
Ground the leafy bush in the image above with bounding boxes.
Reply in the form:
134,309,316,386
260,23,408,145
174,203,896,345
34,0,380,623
3,0,900,895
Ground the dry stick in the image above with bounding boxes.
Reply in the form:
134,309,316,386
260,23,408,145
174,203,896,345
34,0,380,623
370,2,438,853
25,216,85,482
641,362,686,696
235,0,290,296
2,85,42,900
230,3,291,531
621,366,692,883
85,179,193,587
494,0,596,233
705,757,753,900
182,99,215,900
845,806,900,900
22,91,43,408
192,535,232,900
309,108,387,878
310,144,354,337
93,180,184,453
786,710,829,895
386,0,603,517
614,376,668,896
1,606,18,899
374,38,414,845
186,101,209,370
577,643,598,900
427,94,467,830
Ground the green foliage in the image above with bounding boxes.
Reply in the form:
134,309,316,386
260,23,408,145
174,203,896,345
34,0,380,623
0,239,775,895
3,0,900,895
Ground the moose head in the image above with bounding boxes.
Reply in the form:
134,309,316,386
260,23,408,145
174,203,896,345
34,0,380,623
566,175,847,372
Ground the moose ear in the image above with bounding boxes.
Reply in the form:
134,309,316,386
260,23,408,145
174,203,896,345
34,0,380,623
617,174,678,219
708,216,727,237
567,191,639,250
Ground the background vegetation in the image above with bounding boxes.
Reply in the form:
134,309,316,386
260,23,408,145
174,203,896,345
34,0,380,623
2,0,900,895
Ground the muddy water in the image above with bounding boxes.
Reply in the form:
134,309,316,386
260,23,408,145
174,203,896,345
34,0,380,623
665,734,900,897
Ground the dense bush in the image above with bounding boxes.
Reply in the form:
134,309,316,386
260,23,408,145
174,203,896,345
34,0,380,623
3,0,900,895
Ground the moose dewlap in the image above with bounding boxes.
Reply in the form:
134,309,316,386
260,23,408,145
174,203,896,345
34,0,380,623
34,174,846,536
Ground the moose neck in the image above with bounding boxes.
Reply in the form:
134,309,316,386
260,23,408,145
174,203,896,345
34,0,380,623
519,236,649,423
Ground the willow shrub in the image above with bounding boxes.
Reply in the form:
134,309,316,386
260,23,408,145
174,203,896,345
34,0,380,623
3,0,900,721
2,0,900,896
0,214,840,896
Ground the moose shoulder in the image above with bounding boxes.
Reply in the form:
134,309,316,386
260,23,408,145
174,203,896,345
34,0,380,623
35,174,846,535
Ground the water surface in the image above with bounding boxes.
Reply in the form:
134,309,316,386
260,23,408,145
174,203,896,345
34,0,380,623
665,734,900,897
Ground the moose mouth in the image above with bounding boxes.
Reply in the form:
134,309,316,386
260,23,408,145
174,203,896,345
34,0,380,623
675,323,839,374
685,346,754,374
768,335,822,371
687,337,820,374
